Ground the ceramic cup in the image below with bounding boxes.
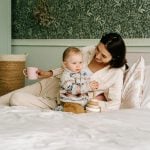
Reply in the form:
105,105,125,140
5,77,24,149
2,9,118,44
86,99,101,113
23,67,38,80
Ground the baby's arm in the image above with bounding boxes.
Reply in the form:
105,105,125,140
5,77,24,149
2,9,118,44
61,72,80,95
61,80,74,91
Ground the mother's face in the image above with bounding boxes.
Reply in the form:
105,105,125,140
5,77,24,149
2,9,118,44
95,43,112,64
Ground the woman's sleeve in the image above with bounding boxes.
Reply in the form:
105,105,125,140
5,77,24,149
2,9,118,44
51,68,63,77
99,70,124,112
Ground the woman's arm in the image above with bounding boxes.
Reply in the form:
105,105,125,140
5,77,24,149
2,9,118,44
98,69,124,112
37,68,63,79
37,69,53,78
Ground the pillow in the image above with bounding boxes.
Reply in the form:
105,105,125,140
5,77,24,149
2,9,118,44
141,65,150,108
120,56,145,108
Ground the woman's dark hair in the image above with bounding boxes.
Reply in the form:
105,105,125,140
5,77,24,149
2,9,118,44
100,32,128,69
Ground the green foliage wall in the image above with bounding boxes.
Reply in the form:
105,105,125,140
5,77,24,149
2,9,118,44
12,0,150,39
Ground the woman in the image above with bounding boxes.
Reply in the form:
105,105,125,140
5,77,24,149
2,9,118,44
10,32,128,112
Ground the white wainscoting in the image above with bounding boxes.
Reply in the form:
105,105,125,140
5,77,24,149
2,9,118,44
12,39,150,69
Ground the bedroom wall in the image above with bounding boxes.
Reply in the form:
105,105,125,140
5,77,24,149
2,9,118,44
12,0,150,39
0,0,11,54
11,0,150,75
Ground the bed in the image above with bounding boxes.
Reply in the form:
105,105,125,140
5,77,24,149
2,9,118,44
0,106,150,150
0,59,150,150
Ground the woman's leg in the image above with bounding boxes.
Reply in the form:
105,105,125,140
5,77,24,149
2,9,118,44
10,92,57,110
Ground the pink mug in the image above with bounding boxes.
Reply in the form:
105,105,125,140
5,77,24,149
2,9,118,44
23,67,38,80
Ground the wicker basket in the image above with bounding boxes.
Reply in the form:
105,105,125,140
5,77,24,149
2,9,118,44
0,54,27,96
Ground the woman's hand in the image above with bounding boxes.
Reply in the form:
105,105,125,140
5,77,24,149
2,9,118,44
37,69,53,79
89,80,99,91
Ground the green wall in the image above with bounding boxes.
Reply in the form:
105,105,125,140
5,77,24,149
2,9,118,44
0,0,11,54
12,0,150,39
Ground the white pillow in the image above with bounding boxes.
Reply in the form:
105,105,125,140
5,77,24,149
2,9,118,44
141,65,150,108
120,56,145,108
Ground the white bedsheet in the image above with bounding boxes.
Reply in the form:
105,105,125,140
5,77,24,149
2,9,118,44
0,106,150,150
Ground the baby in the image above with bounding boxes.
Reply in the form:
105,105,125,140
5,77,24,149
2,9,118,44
59,47,98,114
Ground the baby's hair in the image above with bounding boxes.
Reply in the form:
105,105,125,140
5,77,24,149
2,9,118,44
63,47,82,61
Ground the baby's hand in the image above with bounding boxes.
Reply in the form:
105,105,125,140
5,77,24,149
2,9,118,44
89,80,99,90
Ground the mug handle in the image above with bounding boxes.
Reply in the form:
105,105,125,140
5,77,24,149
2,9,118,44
23,69,28,77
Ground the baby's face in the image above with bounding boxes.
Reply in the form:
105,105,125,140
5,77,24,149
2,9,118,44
63,53,83,73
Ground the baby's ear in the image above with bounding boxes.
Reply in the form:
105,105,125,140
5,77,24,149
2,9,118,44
62,62,66,68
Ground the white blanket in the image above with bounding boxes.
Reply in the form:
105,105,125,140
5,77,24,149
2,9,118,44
0,106,150,150
0,64,150,150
